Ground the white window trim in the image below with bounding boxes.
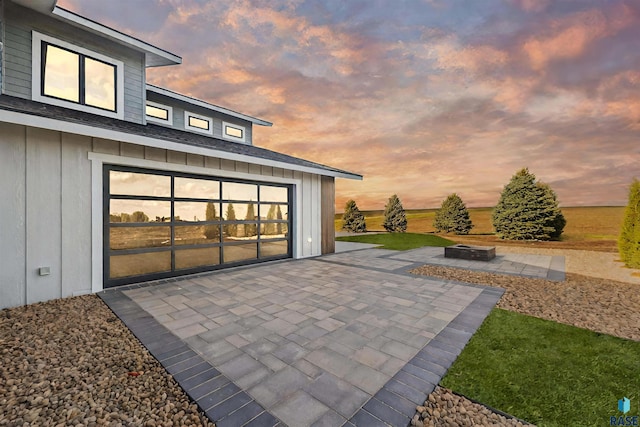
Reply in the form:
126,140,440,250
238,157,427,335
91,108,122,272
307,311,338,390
184,111,213,135
223,121,246,143
31,31,125,120
145,100,173,126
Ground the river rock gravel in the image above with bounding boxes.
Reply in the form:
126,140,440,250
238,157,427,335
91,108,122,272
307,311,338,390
0,295,214,427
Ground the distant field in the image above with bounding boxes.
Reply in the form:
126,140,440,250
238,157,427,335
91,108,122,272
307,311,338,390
335,206,625,252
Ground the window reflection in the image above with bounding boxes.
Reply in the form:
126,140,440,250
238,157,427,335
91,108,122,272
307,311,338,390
222,203,257,221
222,182,257,201
260,186,288,203
175,202,219,222
188,116,210,130
110,226,171,250
110,200,170,222
110,171,170,197
223,243,257,263
84,57,116,111
260,241,288,257
110,251,171,278
43,44,79,102
146,104,168,120
175,225,220,245
175,247,220,270
175,177,219,199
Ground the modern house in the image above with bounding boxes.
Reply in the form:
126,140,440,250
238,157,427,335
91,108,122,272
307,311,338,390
0,0,361,310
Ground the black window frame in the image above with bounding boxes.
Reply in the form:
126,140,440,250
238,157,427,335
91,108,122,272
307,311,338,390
146,103,170,121
103,165,293,288
41,41,118,113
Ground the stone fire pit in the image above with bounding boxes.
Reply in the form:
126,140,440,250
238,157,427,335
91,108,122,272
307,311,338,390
445,244,496,261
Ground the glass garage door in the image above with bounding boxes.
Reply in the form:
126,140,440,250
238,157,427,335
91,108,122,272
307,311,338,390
104,165,292,287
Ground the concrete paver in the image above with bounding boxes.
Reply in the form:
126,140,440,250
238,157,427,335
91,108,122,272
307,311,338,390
99,246,518,426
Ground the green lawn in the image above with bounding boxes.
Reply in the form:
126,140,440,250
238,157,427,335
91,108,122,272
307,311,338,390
442,309,640,426
335,232,454,250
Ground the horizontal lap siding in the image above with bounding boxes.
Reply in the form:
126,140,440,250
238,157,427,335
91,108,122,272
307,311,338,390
3,2,145,123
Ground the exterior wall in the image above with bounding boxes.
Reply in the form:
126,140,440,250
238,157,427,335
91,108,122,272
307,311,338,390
2,2,145,123
146,91,253,144
321,176,336,254
0,121,324,309
0,0,4,92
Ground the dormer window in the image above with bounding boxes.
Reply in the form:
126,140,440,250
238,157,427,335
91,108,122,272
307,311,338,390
146,101,173,125
223,122,246,142
32,32,124,119
184,111,213,135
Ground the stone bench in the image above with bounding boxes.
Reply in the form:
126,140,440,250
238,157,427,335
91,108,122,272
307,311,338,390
444,244,496,261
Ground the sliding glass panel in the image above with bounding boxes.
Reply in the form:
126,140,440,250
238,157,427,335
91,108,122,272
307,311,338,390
84,57,116,111
175,247,220,270
260,241,289,258
260,186,288,203
261,222,288,237
222,203,257,221
110,226,171,250
175,202,219,222
43,44,80,102
110,200,170,223
175,225,220,245
110,171,170,197
174,177,220,199
222,182,257,201
261,203,288,220
110,251,171,278
223,243,257,263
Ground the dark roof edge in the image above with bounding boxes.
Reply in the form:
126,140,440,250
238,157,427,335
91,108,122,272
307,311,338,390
0,95,362,180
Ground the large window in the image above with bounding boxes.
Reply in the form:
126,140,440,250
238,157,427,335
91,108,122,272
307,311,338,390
104,166,292,287
32,32,124,119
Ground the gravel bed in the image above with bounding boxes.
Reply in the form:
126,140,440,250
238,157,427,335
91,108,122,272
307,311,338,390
411,386,527,427
0,295,215,427
410,260,640,427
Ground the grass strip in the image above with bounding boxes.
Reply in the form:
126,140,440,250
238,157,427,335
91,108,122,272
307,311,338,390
441,308,640,426
336,232,455,250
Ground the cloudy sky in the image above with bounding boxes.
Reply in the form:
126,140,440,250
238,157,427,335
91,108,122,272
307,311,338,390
59,0,640,210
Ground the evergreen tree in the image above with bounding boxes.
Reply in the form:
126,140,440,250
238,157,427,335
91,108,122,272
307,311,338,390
276,205,285,235
224,203,237,238
204,202,219,240
265,204,277,235
434,193,473,235
245,202,257,237
492,168,565,240
342,199,367,232
383,194,407,232
619,178,640,268
537,182,566,239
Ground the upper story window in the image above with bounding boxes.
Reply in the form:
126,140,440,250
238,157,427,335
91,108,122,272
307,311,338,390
32,32,124,120
223,122,246,142
184,111,213,135
146,101,173,125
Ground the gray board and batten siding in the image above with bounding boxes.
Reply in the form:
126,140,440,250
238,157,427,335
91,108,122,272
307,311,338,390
146,90,254,144
2,1,145,123
0,120,332,309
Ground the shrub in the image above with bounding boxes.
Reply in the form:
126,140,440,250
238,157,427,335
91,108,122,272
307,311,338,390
434,193,473,235
383,194,407,232
342,199,367,232
130,211,149,223
492,168,565,240
619,178,640,268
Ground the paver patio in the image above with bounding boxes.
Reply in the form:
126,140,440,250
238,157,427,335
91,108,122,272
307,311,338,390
99,248,522,426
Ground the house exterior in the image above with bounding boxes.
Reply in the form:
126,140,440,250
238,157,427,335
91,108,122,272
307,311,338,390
0,0,361,310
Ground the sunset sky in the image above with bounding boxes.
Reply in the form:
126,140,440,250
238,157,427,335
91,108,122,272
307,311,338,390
58,0,640,210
